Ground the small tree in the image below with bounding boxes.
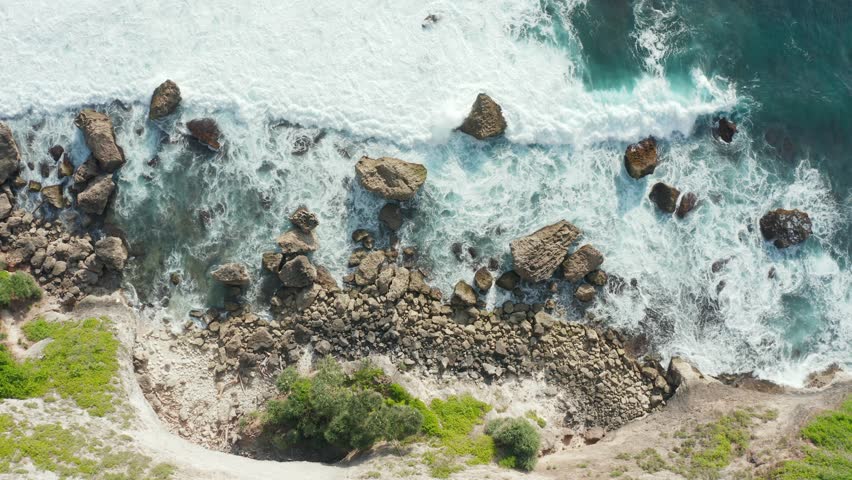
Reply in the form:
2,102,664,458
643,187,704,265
0,271,42,308
486,417,541,471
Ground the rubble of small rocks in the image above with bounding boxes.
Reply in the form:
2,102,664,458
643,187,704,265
355,156,427,201
459,93,507,140
759,208,812,248
624,137,658,179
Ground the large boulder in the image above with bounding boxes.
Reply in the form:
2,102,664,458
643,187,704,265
187,118,221,150
59,154,74,178
624,137,657,179
149,80,182,120
496,270,520,290
676,192,698,218
474,267,493,291
355,156,427,201
459,93,507,140
510,220,582,282
74,110,125,172
649,182,681,213
575,284,596,303
276,228,318,255
212,262,250,286
289,206,319,232
41,185,65,209
278,255,317,287
451,280,477,307
759,209,812,248
562,244,604,282
379,203,403,231
76,175,115,215
73,156,101,184
95,236,129,271
354,250,386,286
0,192,12,220
261,252,283,272
716,117,737,143
0,123,21,183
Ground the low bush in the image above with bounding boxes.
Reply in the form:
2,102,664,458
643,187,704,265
486,417,541,471
772,397,851,479
0,270,42,308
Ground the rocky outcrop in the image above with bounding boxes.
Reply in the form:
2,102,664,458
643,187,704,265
212,263,250,286
575,284,596,302
474,267,493,291
73,156,100,184
41,185,65,209
649,182,681,213
451,280,477,307
496,270,520,290
355,156,427,201
459,93,507,140
354,250,386,286
74,110,125,172
510,220,582,282
676,192,698,218
379,203,403,231
261,252,283,273
59,155,74,178
276,228,318,255
562,244,604,282
585,270,608,287
278,255,316,288
289,206,319,232
716,117,737,143
0,123,21,184
94,236,128,271
759,209,812,248
76,175,115,215
0,193,12,220
624,137,657,179
187,118,221,150
149,80,182,120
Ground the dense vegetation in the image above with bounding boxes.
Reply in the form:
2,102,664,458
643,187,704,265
0,270,42,308
772,397,851,480
486,417,542,471
0,317,119,416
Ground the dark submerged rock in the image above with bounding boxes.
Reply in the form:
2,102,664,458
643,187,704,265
676,192,698,218
716,117,737,143
759,209,812,248
649,182,681,214
187,118,221,150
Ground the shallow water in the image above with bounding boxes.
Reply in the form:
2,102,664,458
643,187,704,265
1,0,849,386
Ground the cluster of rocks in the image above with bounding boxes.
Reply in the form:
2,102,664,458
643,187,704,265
0,207,128,306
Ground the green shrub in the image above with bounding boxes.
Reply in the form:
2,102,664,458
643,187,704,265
772,397,852,479
0,270,42,308
486,417,541,471
266,358,423,453
0,346,37,399
22,318,53,342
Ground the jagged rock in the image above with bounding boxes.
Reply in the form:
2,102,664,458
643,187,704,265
261,252,283,272
379,203,403,231
451,280,477,307
95,236,128,271
187,118,221,150
48,145,64,161
459,93,507,140
351,229,374,249
289,206,319,232
474,267,493,291
0,123,21,183
716,117,737,143
510,220,582,282
73,156,100,184
315,339,332,355
149,80,182,120
562,244,604,282
584,427,605,444
28,181,41,192
278,255,316,288
41,185,65,209
170,272,181,285
667,357,706,389
276,228,318,255
676,192,698,218
315,265,339,291
585,270,608,287
0,193,12,220
355,251,386,286
624,137,657,179
422,14,440,29
76,175,115,215
759,208,812,248
387,267,410,302
212,262,250,286
496,270,520,290
59,154,74,178
355,156,427,201
649,182,681,213
246,328,274,351
575,284,596,302
74,110,125,172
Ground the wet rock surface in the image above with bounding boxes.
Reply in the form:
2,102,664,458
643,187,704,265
187,118,222,150
149,79,182,120
649,182,681,214
0,123,21,184
510,220,582,282
459,93,507,140
624,137,658,179
74,109,125,172
759,208,812,248
355,156,427,201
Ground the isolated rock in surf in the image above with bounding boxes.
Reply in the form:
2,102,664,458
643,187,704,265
759,208,812,248
716,117,737,143
624,137,658,179
149,80,182,120
355,156,427,201
451,280,477,307
187,118,221,150
649,182,681,213
289,206,319,232
0,122,21,183
212,262,251,286
511,220,582,282
76,175,115,215
459,93,507,140
676,192,698,218
74,110,126,172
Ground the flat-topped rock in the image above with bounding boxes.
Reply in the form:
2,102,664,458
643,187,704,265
212,262,250,286
276,228,318,255
511,220,582,282
562,244,604,282
355,156,427,201
187,118,221,150
76,175,115,215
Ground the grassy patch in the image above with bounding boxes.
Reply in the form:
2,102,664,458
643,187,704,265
771,397,851,479
0,414,175,479
525,409,547,428
0,317,119,416
0,270,42,308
